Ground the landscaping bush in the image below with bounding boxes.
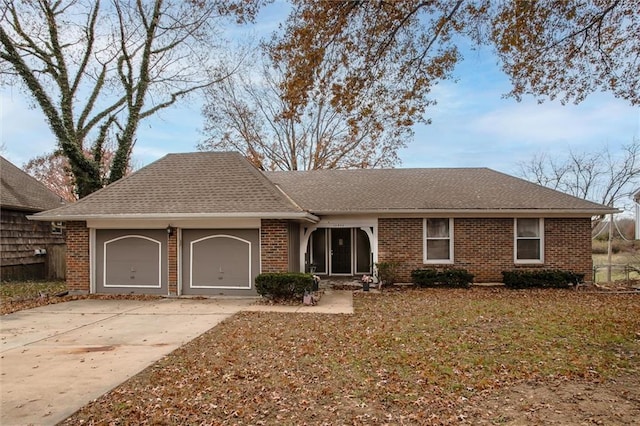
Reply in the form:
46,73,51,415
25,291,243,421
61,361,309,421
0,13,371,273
255,273,314,300
376,261,401,285
411,268,474,288
502,269,585,289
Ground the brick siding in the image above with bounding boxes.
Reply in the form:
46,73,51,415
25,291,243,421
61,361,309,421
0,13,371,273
261,219,289,272
168,231,178,295
63,217,594,293
66,221,90,292
378,217,593,283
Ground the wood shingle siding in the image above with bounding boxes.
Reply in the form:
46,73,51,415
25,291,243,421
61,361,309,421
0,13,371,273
1,156,67,281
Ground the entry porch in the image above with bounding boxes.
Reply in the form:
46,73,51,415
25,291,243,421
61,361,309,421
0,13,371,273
298,220,377,278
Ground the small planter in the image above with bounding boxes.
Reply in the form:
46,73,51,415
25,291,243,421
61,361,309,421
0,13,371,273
361,275,373,292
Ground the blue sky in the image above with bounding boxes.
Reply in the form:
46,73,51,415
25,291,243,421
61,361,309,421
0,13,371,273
1,2,639,178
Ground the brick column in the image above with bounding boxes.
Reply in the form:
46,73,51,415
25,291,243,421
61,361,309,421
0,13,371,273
66,221,90,293
261,219,289,272
168,231,178,295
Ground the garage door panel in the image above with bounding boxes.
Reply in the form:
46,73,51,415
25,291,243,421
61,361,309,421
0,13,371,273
96,230,168,295
104,236,162,288
182,229,259,295
190,236,251,288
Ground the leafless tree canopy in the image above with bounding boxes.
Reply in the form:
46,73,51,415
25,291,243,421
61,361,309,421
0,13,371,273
518,139,640,210
198,53,410,171
1,0,262,197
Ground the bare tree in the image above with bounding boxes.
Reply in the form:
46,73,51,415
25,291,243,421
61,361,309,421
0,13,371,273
198,53,410,170
1,0,263,197
518,139,640,209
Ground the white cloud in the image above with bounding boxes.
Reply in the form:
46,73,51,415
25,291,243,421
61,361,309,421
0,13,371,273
470,97,638,148
403,52,640,174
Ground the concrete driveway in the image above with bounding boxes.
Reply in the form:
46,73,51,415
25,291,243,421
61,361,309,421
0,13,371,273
0,298,254,426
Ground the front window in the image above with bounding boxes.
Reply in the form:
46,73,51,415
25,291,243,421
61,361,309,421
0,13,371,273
515,218,544,263
424,218,453,263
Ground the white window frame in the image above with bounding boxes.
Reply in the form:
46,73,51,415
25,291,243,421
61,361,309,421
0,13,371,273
423,218,454,264
51,221,64,235
514,218,544,264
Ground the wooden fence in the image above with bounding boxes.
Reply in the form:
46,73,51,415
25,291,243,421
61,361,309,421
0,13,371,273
46,244,66,280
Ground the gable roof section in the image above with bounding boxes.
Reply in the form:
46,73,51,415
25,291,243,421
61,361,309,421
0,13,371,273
266,168,615,216
1,156,65,212
32,152,316,221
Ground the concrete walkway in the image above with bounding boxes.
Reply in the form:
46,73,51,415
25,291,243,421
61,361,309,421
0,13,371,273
0,291,353,425
243,289,353,314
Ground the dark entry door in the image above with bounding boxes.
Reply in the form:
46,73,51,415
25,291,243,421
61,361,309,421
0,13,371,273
330,228,351,274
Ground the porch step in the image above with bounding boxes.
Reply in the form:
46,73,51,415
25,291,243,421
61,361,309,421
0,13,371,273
319,277,386,290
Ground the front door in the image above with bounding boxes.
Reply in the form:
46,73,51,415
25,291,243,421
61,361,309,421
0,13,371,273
330,228,352,274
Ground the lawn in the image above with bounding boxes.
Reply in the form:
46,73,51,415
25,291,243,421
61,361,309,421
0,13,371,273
62,288,639,425
0,281,68,314
592,239,640,284
593,252,640,284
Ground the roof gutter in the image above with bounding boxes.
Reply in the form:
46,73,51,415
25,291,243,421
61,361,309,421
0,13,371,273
28,211,320,223
307,208,621,217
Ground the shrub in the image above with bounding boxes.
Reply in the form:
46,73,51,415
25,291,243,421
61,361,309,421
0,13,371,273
376,261,401,285
411,268,474,288
502,269,585,289
255,273,314,300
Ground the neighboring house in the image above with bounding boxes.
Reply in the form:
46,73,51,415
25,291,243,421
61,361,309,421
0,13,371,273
635,189,640,240
1,156,66,281
31,152,615,295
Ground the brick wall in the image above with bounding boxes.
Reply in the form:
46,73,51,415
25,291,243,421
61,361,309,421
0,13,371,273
66,221,90,293
261,219,289,272
377,218,424,282
455,218,514,282
378,217,593,283
544,218,593,281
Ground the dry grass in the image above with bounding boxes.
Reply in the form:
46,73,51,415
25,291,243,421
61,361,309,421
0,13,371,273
0,281,68,314
592,241,640,283
62,288,640,425
0,281,161,315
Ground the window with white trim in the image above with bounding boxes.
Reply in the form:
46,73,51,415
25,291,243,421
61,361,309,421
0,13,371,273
424,218,453,263
51,221,64,235
514,218,544,263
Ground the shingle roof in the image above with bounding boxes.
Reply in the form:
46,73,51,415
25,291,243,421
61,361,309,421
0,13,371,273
32,152,312,220
31,152,616,221
266,168,614,215
1,156,65,212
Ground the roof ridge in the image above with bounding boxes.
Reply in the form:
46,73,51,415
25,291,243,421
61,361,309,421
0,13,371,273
233,153,306,213
484,168,611,209
267,166,491,173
